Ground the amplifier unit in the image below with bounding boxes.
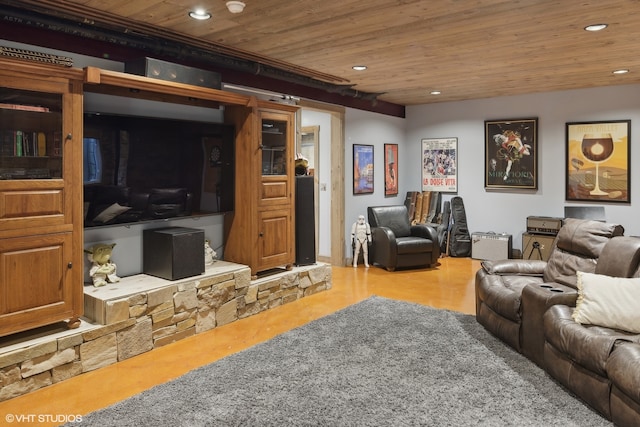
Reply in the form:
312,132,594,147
471,232,512,261
522,232,556,261
526,216,563,235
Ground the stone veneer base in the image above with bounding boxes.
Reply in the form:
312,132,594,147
0,261,332,401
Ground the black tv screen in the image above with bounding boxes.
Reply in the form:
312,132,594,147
83,112,235,214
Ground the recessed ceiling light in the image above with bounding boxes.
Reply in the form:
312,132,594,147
189,9,211,20
352,65,367,71
613,69,629,74
430,91,441,95
584,24,608,32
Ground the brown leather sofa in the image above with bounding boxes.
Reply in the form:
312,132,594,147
475,218,623,357
543,235,640,422
367,205,440,271
476,219,640,424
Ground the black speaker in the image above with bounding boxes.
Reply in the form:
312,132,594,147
295,176,316,266
143,227,204,280
125,57,221,89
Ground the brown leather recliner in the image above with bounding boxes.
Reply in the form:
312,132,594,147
542,236,640,421
475,218,623,355
607,342,640,426
367,205,440,271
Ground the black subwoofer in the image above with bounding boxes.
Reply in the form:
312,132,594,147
295,175,316,266
143,227,204,280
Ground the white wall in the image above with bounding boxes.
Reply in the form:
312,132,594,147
344,108,406,257
404,85,640,251
342,84,640,258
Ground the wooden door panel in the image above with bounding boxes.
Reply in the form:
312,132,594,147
0,233,70,315
258,208,293,269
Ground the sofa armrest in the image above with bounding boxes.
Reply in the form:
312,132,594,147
481,259,547,276
411,223,438,241
370,226,397,267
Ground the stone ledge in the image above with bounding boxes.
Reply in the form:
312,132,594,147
0,262,332,402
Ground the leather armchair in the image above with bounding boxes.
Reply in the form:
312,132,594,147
367,205,440,271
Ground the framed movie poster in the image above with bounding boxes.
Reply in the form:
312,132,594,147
353,144,374,194
421,137,457,192
485,118,538,189
566,120,631,203
384,143,398,196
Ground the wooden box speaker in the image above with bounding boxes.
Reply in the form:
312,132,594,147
143,227,204,280
522,233,556,261
125,57,221,89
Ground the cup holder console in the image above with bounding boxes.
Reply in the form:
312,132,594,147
539,284,563,292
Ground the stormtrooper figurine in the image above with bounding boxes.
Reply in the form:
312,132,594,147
351,214,372,268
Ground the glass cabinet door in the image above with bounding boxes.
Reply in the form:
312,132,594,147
261,118,288,176
0,87,63,180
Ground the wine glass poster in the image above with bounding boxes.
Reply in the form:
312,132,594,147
566,120,630,203
485,118,538,189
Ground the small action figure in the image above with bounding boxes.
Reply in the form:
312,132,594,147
351,214,372,268
204,239,217,265
85,243,120,287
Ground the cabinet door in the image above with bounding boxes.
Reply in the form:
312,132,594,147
0,78,75,235
0,232,78,336
257,207,293,271
259,110,293,208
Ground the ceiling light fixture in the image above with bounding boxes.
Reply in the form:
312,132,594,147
189,9,211,20
352,65,367,71
613,69,629,75
584,23,608,32
430,91,441,95
226,1,246,13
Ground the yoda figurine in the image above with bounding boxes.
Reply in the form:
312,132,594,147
85,243,120,287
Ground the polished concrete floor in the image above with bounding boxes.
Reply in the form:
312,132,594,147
0,257,481,426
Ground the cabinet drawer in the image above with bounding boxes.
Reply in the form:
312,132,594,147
1,189,64,218
260,177,290,206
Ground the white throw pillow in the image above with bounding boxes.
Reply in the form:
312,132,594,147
93,202,131,224
573,271,640,333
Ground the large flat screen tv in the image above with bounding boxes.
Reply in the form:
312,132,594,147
83,112,234,225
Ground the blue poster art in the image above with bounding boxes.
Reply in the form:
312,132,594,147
353,144,374,194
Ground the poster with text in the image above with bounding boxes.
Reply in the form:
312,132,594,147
421,138,457,192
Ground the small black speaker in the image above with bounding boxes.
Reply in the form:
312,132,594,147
143,227,204,280
295,176,316,266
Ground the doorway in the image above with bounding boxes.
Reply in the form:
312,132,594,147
299,102,345,266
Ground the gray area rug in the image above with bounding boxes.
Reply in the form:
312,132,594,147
75,297,611,426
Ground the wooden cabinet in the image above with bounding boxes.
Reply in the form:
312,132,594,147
224,102,297,276
0,59,84,337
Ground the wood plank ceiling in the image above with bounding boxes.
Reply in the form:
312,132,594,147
3,0,640,107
